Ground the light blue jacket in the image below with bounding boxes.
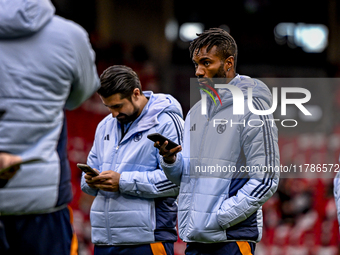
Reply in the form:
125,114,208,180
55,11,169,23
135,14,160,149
81,92,184,245
161,75,280,243
0,0,100,214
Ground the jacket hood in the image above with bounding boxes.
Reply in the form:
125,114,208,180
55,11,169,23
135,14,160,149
126,91,183,136
0,0,55,38
205,74,273,115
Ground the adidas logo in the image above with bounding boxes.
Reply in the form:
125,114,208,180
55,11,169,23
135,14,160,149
190,124,196,131
104,134,110,140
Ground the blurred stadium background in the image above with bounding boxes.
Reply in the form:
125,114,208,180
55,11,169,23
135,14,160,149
51,0,340,254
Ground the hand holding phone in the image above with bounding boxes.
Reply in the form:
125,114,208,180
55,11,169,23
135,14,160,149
0,156,41,180
147,133,182,164
147,133,179,150
77,163,99,176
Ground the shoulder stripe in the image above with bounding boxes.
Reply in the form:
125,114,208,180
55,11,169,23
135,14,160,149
249,101,269,197
166,112,183,145
168,112,184,137
250,98,273,198
254,98,275,198
249,98,275,198
253,98,276,198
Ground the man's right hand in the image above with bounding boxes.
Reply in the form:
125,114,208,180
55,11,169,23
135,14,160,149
154,141,182,164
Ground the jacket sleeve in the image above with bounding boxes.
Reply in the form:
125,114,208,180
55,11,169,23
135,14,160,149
217,98,280,229
80,126,101,197
160,111,192,186
64,24,100,110
159,153,184,186
334,159,340,232
119,113,184,198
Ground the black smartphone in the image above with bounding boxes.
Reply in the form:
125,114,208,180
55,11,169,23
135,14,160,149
77,163,99,176
147,133,179,150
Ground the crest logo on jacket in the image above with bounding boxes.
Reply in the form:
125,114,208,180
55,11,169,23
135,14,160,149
134,132,143,142
216,123,226,134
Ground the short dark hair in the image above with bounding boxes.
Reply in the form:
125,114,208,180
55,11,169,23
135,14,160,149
189,28,238,68
98,65,142,99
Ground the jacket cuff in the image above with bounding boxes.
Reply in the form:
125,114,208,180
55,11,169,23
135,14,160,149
160,154,179,168
216,210,231,230
119,172,140,195
160,154,182,186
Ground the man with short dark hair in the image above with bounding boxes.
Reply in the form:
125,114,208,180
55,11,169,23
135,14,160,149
157,28,280,255
81,65,184,255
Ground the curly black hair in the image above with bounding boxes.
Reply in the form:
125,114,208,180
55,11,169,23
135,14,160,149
189,28,238,69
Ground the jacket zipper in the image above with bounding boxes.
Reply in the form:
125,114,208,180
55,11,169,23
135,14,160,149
105,143,120,244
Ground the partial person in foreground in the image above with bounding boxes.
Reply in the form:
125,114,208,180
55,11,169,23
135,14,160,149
0,0,100,254
81,65,184,255
156,28,280,255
